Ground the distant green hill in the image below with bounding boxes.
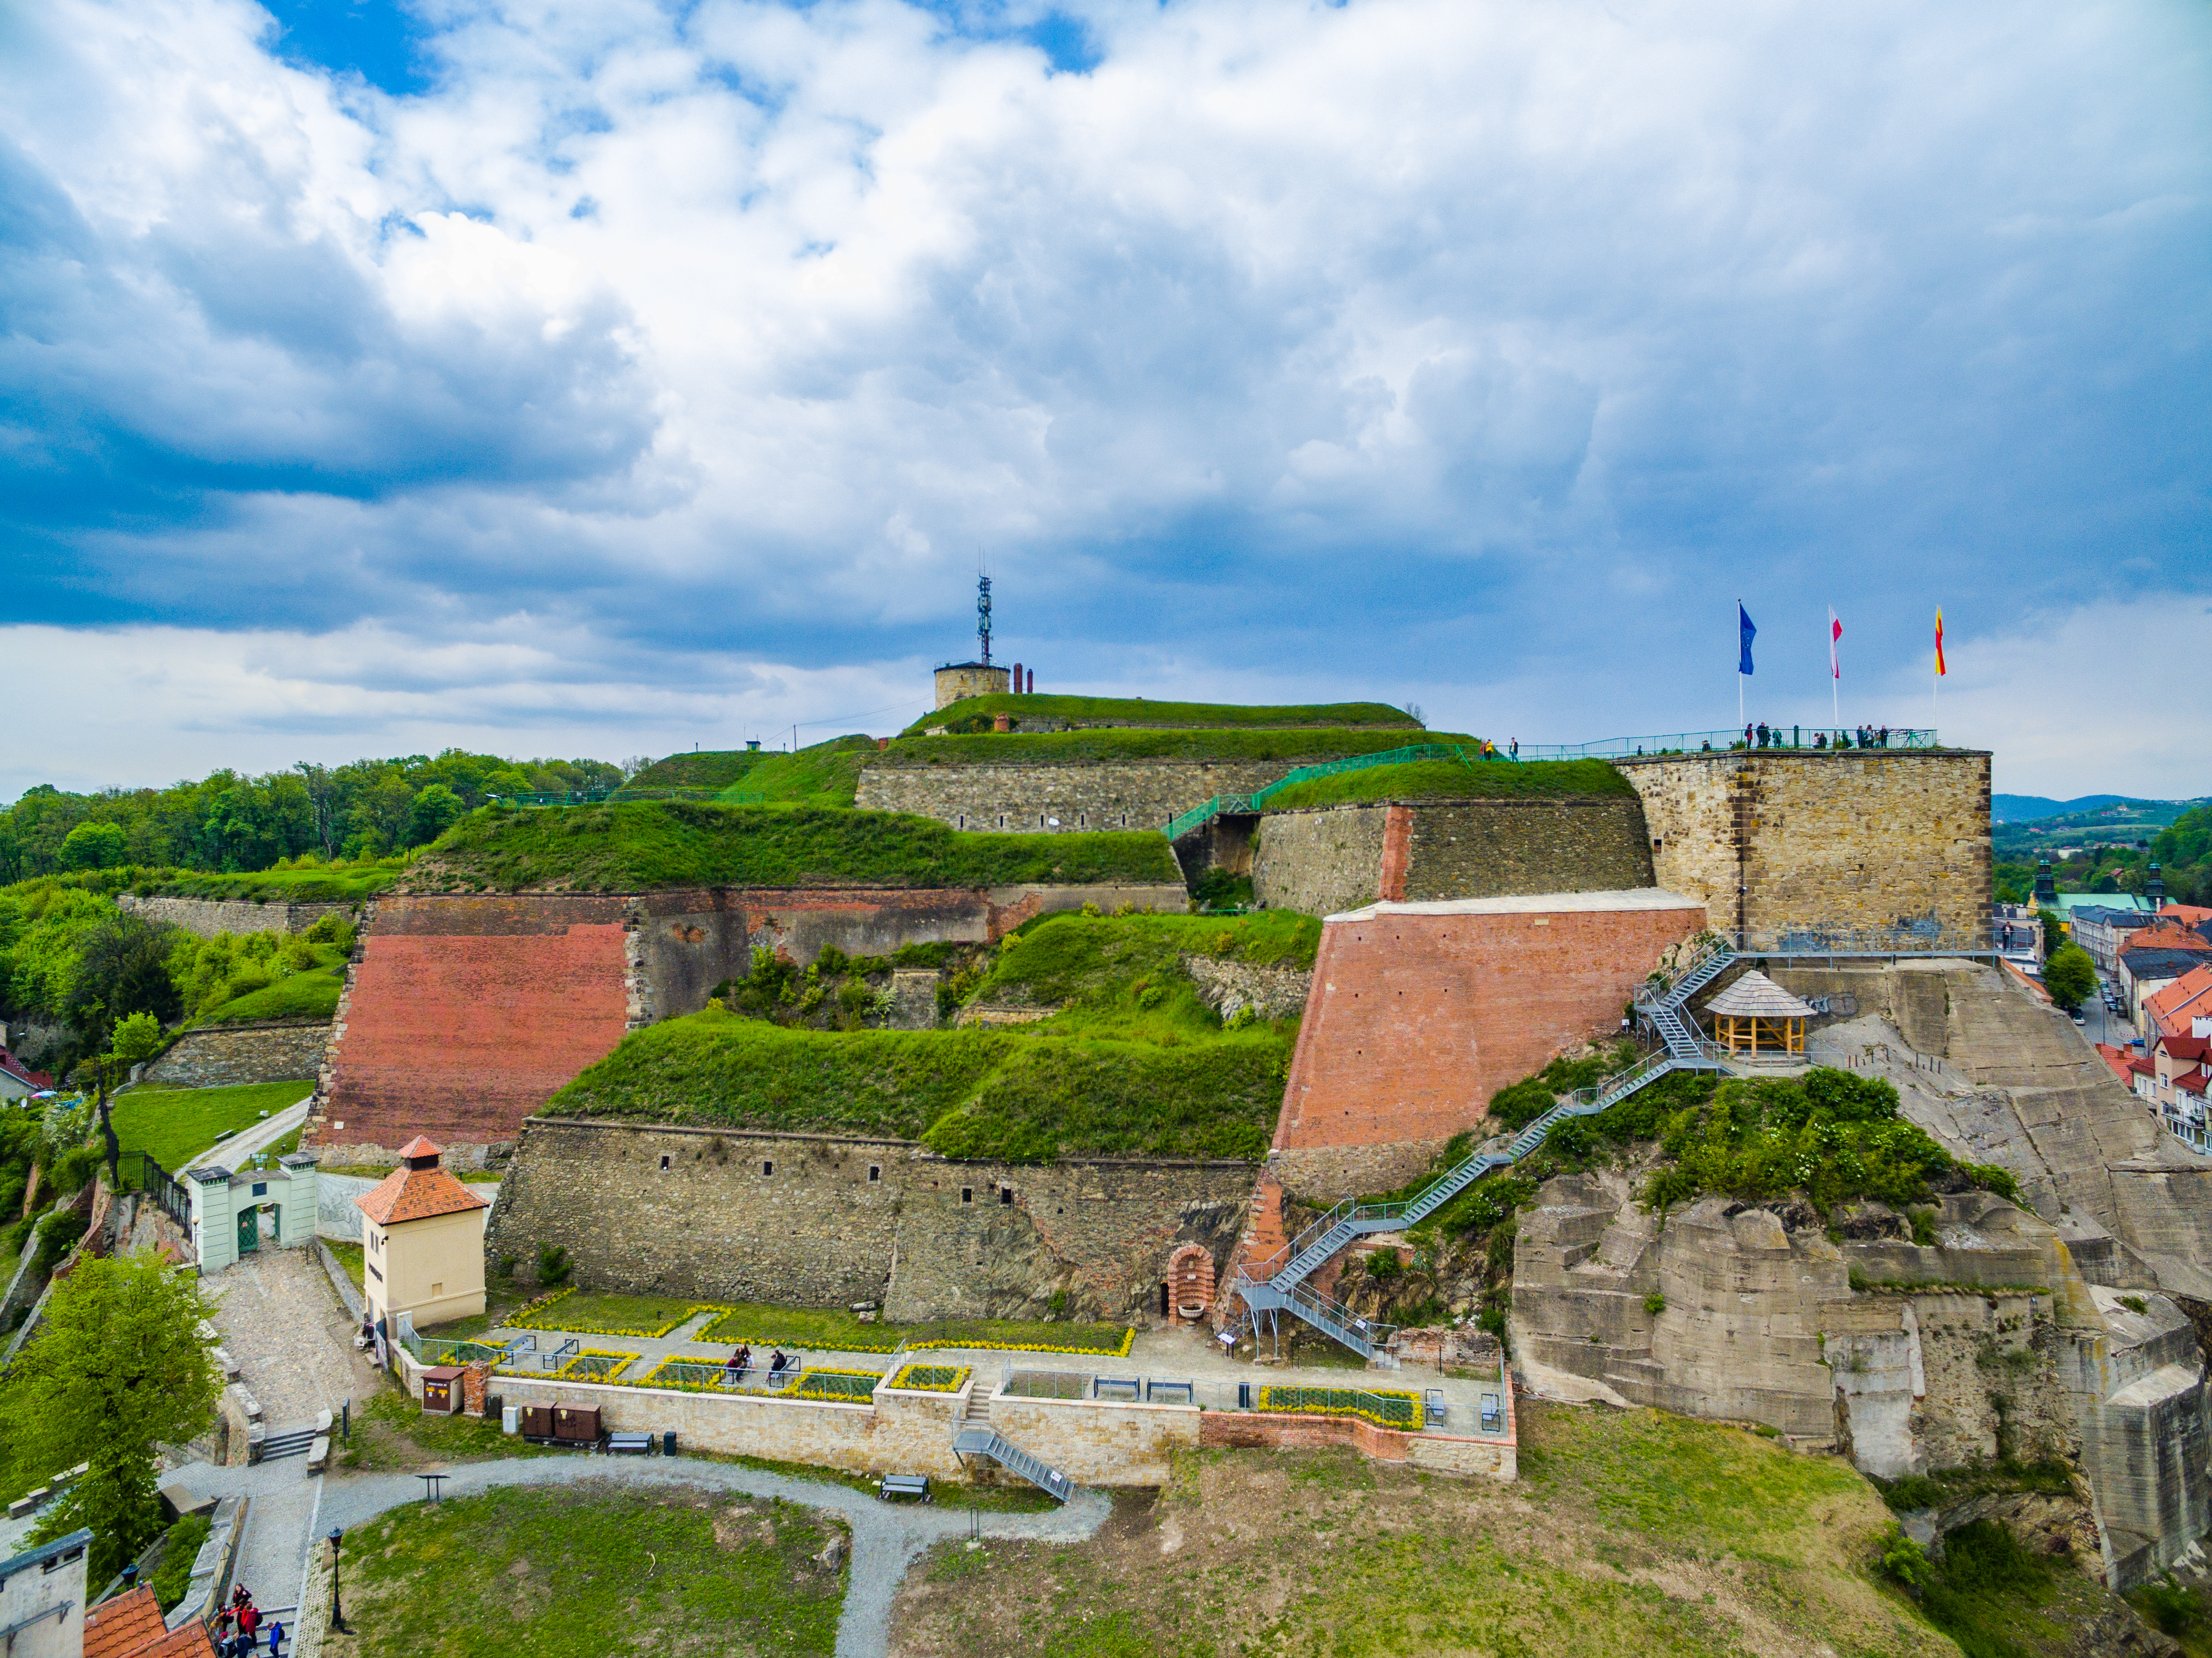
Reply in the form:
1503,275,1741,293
410,801,1180,893
903,694,1421,735
550,911,1317,1161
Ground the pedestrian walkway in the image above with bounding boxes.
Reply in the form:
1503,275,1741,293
478,1315,1506,1425
166,1451,1110,1658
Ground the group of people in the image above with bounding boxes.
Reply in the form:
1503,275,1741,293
213,1584,281,1656
1737,723,1897,751
720,1345,798,1388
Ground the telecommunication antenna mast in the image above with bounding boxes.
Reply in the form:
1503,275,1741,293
976,573,994,667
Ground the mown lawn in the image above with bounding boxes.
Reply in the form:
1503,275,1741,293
694,1301,1132,1356
1263,754,1635,810
111,1081,310,1175
874,725,1473,766
903,694,1421,734
324,1482,846,1658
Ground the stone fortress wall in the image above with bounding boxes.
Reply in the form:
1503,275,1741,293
1616,749,1992,945
118,894,352,938
854,759,1294,835
484,1116,1259,1324
1252,797,1655,917
141,1022,327,1089
305,880,1188,1160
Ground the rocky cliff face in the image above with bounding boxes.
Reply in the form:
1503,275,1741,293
1779,961,2212,1301
1512,1169,2212,1588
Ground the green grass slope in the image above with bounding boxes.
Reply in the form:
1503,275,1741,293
1263,755,1636,810
406,801,1180,893
549,911,1316,1161
112,1081,310,1173
873,725,1474,767
905,694,1422,734
191,961,346,1025
629,734,880,803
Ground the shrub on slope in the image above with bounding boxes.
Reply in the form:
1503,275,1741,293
546,910,1312,1161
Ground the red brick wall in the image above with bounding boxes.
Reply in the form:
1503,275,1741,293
1272,897,1706,1195
319,920,631,1152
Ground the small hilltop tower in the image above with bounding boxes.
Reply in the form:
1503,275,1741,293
935,572,1015,709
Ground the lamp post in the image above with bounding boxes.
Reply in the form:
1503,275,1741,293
327,1527,345,1633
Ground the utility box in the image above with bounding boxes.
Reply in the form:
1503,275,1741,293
501,1406,520,1436
519,1405,554,1439
421,1366,464,1415
553,1404,600,1443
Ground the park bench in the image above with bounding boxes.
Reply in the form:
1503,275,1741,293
606,1432,656,1456
878,1474,931,1503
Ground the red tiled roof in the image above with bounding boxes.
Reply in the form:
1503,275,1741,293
397,1134,444,1160
0,1048,53,1089
2176,1068,2209,1098
2159,904,2212,927
355,1163,490,1226
2146,965,2212,1034
84,1587,215,1658
2163,1035,2212,1063
2096,1043,2135,1082
2122,923,2212,955
83,1587,165,1658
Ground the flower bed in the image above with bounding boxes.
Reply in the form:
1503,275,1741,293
1255,1385,1422,1431
887,1363,971,1393
786,1368,885,1403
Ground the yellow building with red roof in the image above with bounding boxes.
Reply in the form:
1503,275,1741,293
355,1136,490,1332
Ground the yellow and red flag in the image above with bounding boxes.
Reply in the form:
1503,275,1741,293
1934,607,1946,677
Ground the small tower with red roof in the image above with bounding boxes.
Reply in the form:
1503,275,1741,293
354,1137,491,1334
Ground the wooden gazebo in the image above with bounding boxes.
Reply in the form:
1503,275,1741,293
1706,970,1815,1056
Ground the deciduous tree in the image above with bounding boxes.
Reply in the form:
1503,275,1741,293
8,1253,219,1584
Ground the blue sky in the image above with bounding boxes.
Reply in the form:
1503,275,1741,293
3,0,2208,801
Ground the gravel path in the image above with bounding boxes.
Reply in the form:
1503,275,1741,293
197,1250,381,1612
171,1454,1108,1658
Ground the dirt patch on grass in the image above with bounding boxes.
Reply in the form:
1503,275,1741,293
892,1403,1955,1658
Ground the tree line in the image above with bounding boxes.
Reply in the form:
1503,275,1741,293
0,749,634,882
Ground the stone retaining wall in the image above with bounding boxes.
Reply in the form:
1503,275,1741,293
141,1022,329,1088
1252,797,1654,915
119,895,352,939
855,760,1297,833
485,1117,1258,1323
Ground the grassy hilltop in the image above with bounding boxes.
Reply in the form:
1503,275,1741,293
549,910,1318,1161
1263,754,1635,810
402,802,1180,893
903,693,1424,733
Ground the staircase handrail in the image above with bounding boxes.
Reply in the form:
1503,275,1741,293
1635,940,1734,1009
1235,1270,1399,1353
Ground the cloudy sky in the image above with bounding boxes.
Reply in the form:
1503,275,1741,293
4,0,2207,802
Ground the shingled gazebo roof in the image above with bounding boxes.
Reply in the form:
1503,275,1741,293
1704,970,1815,1021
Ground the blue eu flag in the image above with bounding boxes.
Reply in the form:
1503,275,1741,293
1738,604,1756,676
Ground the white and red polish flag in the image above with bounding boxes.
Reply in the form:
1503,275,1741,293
1829,608,1842,679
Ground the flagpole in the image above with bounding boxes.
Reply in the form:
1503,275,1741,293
1738,599,1744,731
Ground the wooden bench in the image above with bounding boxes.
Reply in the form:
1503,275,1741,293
878,1474,931,1503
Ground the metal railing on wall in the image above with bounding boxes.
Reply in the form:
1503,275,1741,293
139,1153,191,1225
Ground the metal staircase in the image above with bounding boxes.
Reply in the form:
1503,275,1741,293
951,1387,1076,1502
1234,941,1741,1358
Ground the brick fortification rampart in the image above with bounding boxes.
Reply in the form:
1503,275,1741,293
1252,797,1654,916
1618,750,1991,945
1271,891,1708,1196
485,1117,1259,1323
855,759,1298,833
307,881,1186,1157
